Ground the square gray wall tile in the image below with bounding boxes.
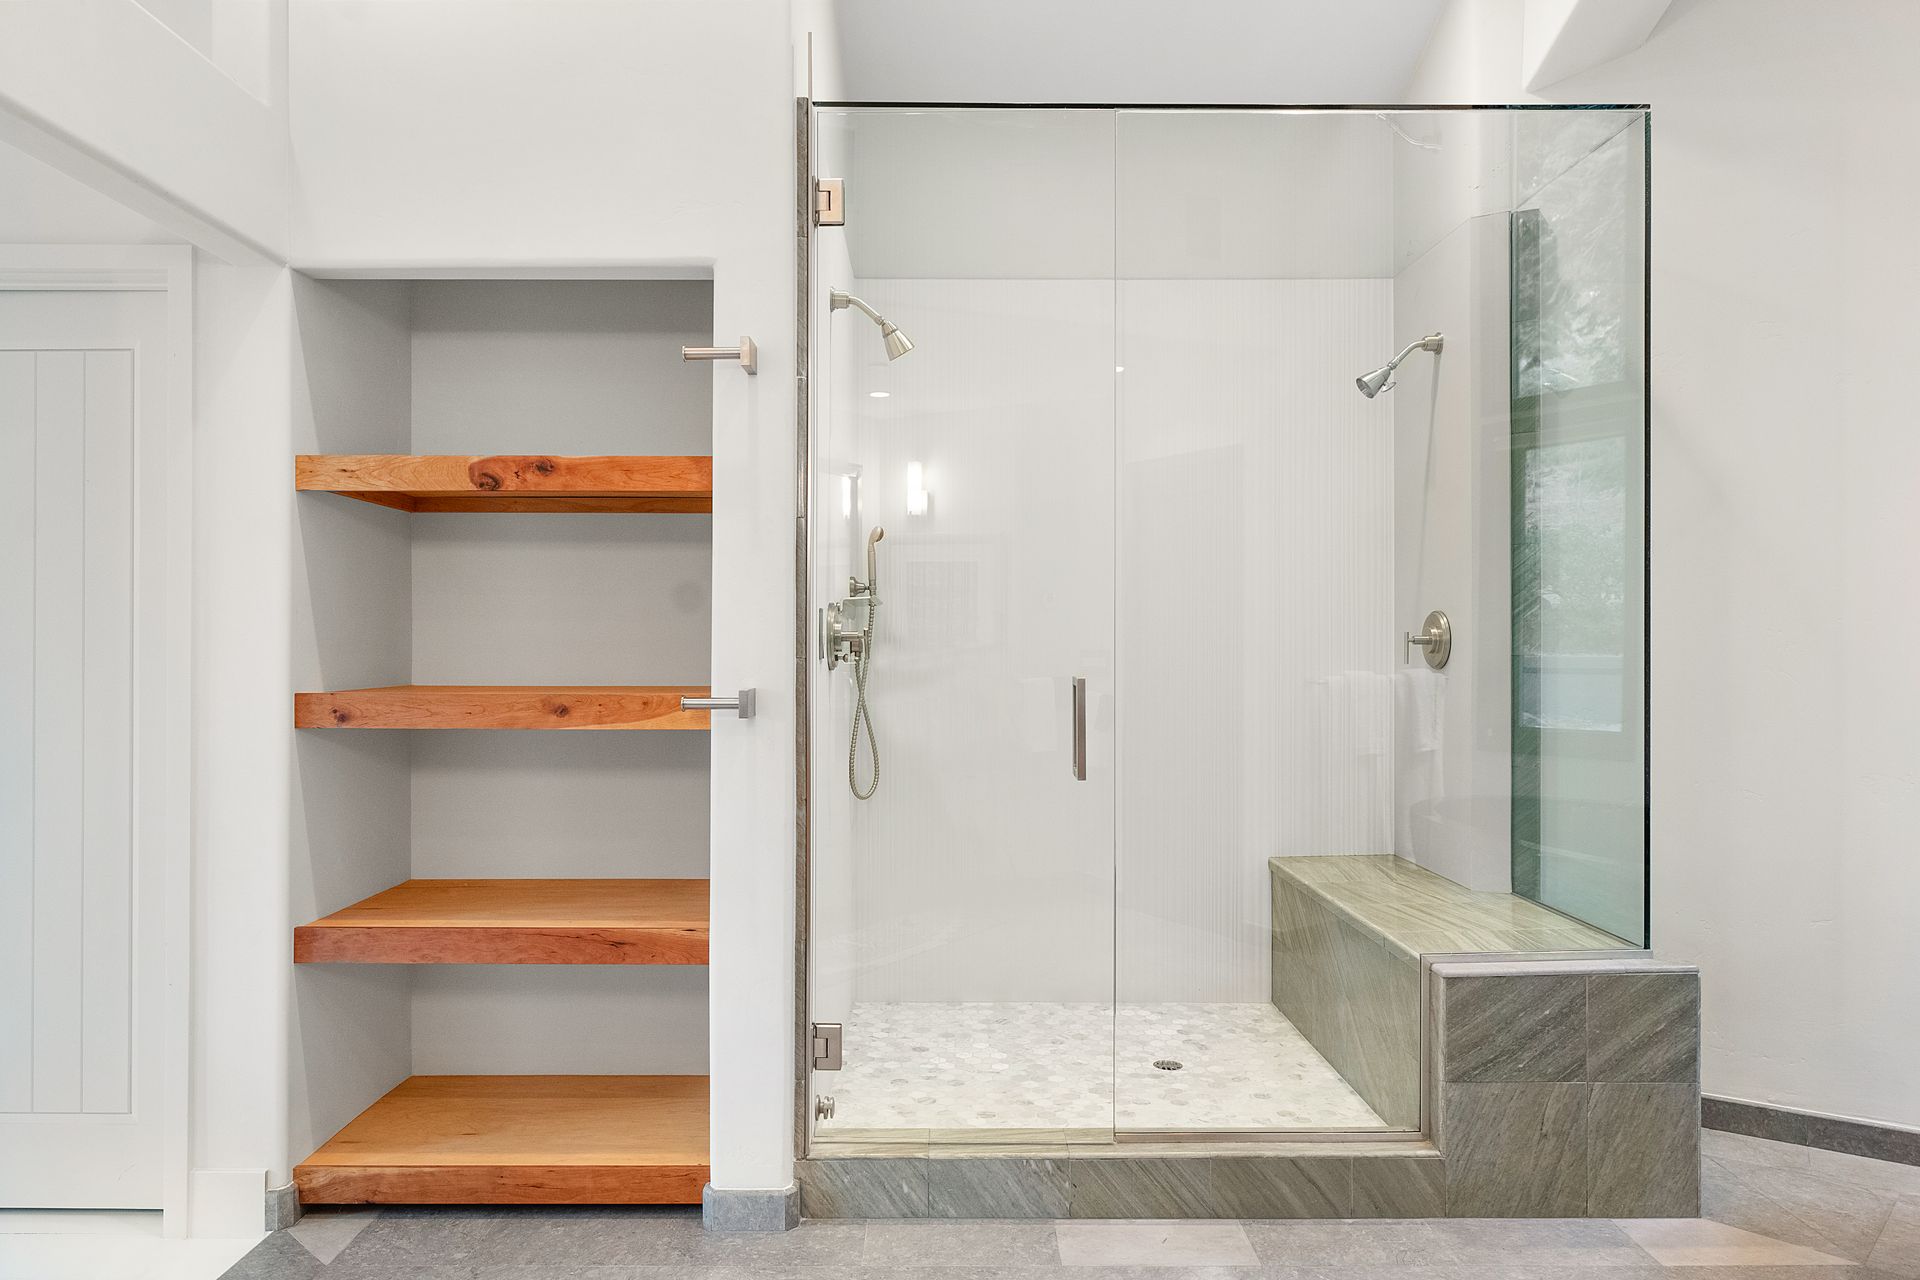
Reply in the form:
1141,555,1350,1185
1588,1082,1701,1216
1351,1155,1446,1218
796,1156,929,1218
1588,972,1700,1082
1443,1081,1590,1217
1213,1155,1350,1218
1441,973,1586,1083
928,1155,1069,1218
1067,1155,1214,1218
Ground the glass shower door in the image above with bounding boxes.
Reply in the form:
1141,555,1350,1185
807,108,1118,1143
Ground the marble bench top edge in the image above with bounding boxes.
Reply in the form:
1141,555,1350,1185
1269,853,1632,960
1427,956,1697,978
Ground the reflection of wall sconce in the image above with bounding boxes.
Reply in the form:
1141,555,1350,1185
905,461,929,517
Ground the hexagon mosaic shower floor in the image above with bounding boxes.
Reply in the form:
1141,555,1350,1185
814,1001,1386,1135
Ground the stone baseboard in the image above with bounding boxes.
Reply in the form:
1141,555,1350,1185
703,1183,799,1232
265,1181,303,1231
1704,1096,1920,1168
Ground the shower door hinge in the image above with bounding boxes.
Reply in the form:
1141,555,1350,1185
814,178,845,226
810,1021,843,1070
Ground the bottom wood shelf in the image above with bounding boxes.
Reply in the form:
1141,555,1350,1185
294,1075,709,1205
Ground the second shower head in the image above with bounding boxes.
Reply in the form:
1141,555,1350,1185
832,290,915,360
1356,332,1444,398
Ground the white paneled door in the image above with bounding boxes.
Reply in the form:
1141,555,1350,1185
0,289,169,1208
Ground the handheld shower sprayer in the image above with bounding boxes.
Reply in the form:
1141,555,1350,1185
846,525,885,801
864,525,885,601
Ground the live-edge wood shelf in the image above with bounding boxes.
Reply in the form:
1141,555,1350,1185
294,1075,709,1205
296,454,712,513
294,685,709,730
295,879,709,965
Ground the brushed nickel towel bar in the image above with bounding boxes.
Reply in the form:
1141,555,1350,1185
682,689,758,719
681,336,757,374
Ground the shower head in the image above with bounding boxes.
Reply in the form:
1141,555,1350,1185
1355,365,1396,398
832,290,915,360
881,322,914,360
1356,332,1444,398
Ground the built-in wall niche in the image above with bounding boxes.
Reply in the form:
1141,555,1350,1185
289,275,715,1205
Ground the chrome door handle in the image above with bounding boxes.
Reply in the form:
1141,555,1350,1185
1071,676,1087,781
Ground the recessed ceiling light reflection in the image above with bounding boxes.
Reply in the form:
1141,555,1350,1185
868,390,890,399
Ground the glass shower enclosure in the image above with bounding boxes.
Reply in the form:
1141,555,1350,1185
803,106,1648,1145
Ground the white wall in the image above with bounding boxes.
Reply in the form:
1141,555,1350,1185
0,0,287,259
288,0,800,1192
0,143,183,245
0,134,297,1228
1118,278,1394,1001
287,276,414,1169
816,0,1446,104
1405,0,1920,1131
405,279,713,1078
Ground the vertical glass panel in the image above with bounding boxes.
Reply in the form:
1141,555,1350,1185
1510,114,1649,946
808,108,1118,1143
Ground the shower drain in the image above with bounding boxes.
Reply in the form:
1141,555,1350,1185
1151,1059,1184,1071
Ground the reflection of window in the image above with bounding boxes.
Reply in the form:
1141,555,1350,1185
1513,127,1632,399
1518,439,1626,732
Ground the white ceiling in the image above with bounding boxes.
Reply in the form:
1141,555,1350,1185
814,0,1450,106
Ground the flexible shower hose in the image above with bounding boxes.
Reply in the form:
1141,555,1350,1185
848,604,880,800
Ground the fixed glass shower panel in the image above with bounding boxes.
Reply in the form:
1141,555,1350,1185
1510,113,1649,945
807,105,1649,1146
808,109,1119,1142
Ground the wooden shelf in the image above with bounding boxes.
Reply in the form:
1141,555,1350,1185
294,685,709,730
294,1075,708,1205
296,454,712,513
295,878,708,965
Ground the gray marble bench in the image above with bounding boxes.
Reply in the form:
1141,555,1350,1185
1268,854,1626,1126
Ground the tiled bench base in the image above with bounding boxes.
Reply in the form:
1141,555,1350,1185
1267,855,1629,1130
1431,958,1702,1218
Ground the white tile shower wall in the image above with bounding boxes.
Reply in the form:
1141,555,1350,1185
1390,214,1514,893
1117,279,1396,1003
837,278,1118,1004
825,277,1394,1006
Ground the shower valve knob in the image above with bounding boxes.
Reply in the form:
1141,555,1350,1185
1404,610,1452,669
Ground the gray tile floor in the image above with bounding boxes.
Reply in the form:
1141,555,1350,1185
221,1130,1920,1279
